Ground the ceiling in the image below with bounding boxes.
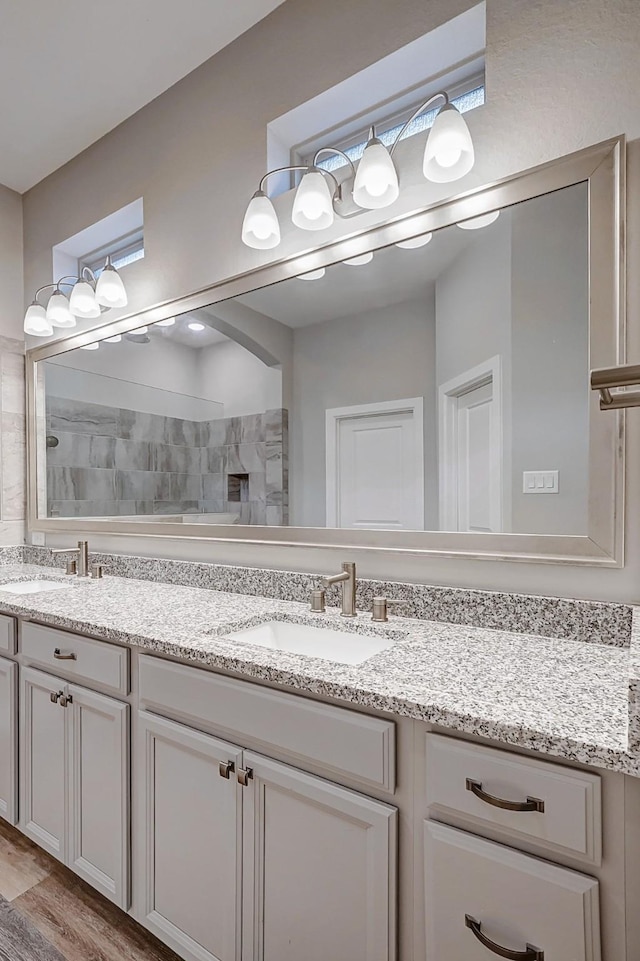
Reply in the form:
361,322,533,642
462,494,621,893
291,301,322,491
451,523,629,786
236,223,479,328
0,0,285,193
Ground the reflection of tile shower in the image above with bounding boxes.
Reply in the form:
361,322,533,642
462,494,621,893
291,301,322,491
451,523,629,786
45,396,288,525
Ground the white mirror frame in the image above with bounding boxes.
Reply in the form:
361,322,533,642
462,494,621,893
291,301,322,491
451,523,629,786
26,137,625,566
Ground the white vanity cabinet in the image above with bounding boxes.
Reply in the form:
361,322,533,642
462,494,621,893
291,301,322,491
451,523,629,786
137,656,398,961
0,654,17,824
20,665,130,908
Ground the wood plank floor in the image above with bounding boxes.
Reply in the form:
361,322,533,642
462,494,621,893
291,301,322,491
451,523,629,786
0,818,181,961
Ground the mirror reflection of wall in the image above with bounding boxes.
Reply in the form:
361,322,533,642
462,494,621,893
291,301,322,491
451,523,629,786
39,181,589,536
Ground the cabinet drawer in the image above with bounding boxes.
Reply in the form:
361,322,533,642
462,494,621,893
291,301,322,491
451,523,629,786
139,655,395,792
0,615,16,655
426,734,601,864
425,821,601,961
20,622,129,696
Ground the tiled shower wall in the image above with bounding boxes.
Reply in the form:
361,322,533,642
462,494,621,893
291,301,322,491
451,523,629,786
46,396,288,524
0,337,26,543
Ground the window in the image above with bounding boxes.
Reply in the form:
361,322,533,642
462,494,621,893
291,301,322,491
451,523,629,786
80,230,145,276
312,82,485,175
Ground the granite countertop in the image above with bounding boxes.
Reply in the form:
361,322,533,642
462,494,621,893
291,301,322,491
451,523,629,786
0,563,636,776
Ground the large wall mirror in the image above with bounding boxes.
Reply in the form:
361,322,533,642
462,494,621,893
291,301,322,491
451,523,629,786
27,138,624,564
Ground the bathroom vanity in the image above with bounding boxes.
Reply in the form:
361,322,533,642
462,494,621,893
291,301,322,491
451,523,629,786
0,558,638,961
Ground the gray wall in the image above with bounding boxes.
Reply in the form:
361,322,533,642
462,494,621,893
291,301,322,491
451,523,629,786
17,0,640,602
291,296,436,528
510,184,589,535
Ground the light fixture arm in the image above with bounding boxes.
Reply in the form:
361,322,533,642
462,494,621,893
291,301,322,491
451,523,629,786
258,165,310,194
388,91,449,157
312,147,357,178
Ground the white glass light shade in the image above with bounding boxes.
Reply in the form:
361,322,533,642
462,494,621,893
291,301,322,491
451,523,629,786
156,317,176,327
80,342,99,351
69,280,101,318
105,334,122,343
95,264,128,308
188,322,205,331
242,190,281,249
46,290,76,329
135,326,148,334
297,268,326,281
423,104,474,183
292,170,334,231
343,252,374,266
396,233,433,250
353,137,399,210
457,210,500,230
24,302,53,337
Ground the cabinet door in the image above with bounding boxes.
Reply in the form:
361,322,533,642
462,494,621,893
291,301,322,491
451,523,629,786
138,712,243,961
241,752,397,961
20,666,67,860
0,656,17,824
68,685,130,908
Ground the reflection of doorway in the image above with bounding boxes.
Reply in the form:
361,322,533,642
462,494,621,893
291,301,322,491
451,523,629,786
439,357,503,532
326,399,424,530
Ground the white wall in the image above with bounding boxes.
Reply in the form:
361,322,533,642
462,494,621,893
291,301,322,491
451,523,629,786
22,0,640,603
291,296,437,528
0,184,23,340
196,339,282,418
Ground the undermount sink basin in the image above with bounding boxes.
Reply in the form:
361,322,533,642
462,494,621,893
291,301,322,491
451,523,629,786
225,619,395,665
0,580,72,595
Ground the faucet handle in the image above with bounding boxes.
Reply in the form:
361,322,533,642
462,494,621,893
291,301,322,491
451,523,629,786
372,597,408,623
310,588,326,613
65,559,77,576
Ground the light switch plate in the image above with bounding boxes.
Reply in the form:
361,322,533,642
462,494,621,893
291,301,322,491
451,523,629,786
523,470,559,494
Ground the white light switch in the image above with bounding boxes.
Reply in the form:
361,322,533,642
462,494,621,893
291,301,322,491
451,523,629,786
522,470,559,494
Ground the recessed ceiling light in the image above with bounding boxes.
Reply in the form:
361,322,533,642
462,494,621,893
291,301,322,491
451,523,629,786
456,211,500,230
396,233,433,249
156,317,176,327
188,322,205,332
105,334,122,343
80,342,99,351
343,252,374,266
297,268,326,281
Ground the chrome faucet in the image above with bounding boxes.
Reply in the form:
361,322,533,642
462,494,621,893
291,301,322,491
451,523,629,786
321,561,357,617
52,540,90,577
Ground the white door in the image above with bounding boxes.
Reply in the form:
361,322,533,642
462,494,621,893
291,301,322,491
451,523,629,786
439,359,503,533
68,685,129,908
241,751,397,961
0,656,17,824
20,666,67,860
139,712,243,961
326,399,424,530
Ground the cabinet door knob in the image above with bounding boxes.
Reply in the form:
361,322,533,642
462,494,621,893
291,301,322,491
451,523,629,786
50,691,61,704
219,760,235,779
237,767,253,786
59,694,73,708
54,648,77,661
465,778,545,813
465,916,544,960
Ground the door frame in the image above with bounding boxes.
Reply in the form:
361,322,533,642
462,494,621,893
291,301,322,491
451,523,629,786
438,356,504,532
325,398,424,529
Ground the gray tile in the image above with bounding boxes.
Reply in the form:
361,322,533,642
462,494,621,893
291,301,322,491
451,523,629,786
151,442,201,474
48,397,118,436
167,473,203,501
249,472,266,503
202,473,225,501
117,409,167,443
115,438,151,471
227,443,266,473
239,413,264,443
152,500,201,515
199,499,225,513
48,499,136,518
115,469,159,500
264,408,286,442
200,419,227,448
47,466,117,501
47,433,116,469
266,505,283,526
165,416,200,447
201,446,226,473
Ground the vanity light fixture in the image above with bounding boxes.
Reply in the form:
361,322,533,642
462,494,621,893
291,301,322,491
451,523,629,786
296,268,326,281
24,260,129,338
80,342,100,350
242,90,475,250
136,326,149,334
105,334,122,343
343,252,374,266
188,322,206,331
457,211,500,230
155,317,176,327
396,233,433,249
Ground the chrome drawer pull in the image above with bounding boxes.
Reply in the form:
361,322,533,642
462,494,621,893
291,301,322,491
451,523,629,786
54,648,77,661
465,915,544,960
466,778,545,813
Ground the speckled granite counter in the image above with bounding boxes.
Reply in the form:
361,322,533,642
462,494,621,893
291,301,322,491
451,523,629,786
0,562,636,776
